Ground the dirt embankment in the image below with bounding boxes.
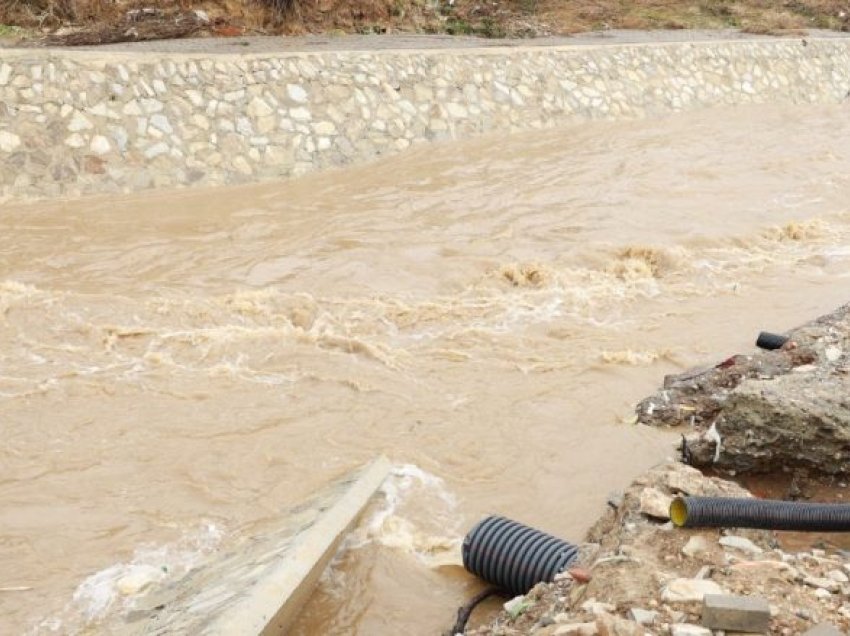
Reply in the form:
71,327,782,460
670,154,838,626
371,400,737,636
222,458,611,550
468,463,850,636
469,305,850,635
1,0,850,46
637,302,850,482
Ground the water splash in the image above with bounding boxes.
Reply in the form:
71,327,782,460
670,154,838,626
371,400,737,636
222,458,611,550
34,522,224,635
343,464,462,568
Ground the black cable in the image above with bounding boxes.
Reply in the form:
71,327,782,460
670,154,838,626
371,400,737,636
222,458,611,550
444,586,505,636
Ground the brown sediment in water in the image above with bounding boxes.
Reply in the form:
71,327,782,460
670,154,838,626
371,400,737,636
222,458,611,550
2,102,850,634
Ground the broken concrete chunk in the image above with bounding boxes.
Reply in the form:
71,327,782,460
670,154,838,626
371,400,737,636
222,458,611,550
667,610,687,623
701,594,770,633
719,535,763,555
803,575,840,593
665,466,711,496
628,608,658,625
826,569,848,583
682,535,712,558
824,345,842,362
594,612,644,636
549,622,598,636
662,578,726,602
802,624,845,636
581,599,616,614
728,559,799,581
663,462,750,498
639,487,673,519
670,624,711,636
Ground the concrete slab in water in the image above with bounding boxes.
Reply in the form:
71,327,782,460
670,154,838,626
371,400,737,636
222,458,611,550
115,457,391,635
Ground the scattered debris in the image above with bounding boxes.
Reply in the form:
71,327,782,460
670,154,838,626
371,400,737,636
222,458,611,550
803,624,845,636
669,625,710,636
504,595,534,619
718,535,763,555
36,9,225,46
566,567,593,584
468,463,850,635
628,608,657,625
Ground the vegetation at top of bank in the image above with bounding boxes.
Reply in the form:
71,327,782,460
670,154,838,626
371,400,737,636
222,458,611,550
0,0,848,45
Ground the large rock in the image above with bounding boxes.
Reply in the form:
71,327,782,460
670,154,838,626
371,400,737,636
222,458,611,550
662,578,726,602
719,535,763,555
683,371,850,475
638,487,672,519
636,303,850,476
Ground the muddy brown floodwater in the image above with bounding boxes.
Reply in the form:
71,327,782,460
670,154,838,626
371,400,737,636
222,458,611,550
2,103,850,635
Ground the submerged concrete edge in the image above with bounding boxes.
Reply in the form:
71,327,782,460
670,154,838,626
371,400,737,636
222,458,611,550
207,456,392,636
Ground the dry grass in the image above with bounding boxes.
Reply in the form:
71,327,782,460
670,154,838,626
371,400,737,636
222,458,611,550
0,0,848,41
533,0,849,34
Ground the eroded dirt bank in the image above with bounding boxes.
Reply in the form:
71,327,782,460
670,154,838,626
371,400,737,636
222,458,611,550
638,302,850,479
470,306,850,635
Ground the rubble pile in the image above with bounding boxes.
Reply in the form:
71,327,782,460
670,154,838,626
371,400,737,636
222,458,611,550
468,463,849,636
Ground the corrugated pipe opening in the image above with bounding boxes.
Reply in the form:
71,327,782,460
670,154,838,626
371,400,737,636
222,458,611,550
462,515,578,595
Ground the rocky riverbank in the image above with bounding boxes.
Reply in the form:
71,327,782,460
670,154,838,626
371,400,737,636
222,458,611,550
637,302,850,479
468,305,850,635
468,463,849,636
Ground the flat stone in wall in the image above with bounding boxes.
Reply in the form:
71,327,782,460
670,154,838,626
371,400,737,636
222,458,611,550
0,39,849,201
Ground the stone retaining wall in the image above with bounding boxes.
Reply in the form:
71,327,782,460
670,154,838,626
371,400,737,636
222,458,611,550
1,38,849,201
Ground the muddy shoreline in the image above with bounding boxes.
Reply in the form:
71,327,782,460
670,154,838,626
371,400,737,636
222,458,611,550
469,304,850,635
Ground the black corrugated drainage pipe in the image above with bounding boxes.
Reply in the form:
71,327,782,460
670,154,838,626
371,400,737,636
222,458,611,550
462,515,579,595
756,331,790,350
670,496,850,532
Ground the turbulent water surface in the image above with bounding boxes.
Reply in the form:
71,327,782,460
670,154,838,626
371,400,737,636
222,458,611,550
2,103,850,634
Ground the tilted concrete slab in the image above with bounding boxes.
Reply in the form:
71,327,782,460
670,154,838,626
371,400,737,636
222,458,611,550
114,456,391,635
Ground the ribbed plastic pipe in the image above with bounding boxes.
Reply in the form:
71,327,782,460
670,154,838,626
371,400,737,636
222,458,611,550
462,515,579,594
670,496,850,532
756,331,789,350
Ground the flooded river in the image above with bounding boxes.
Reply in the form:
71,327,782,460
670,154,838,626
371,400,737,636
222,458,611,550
2,103,850,635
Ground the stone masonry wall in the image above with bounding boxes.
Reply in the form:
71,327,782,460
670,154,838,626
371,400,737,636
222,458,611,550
1,38,849,201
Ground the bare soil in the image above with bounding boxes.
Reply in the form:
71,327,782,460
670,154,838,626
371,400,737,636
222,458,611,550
1,0,849,46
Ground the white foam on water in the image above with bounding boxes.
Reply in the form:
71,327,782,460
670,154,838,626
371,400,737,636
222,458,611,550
0,279,40,295
599,349,673,366
336,464,462,568
34,522,224,635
